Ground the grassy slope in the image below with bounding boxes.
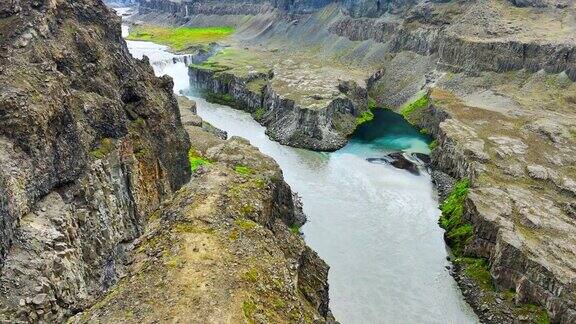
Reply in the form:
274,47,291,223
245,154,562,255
126,25,234,52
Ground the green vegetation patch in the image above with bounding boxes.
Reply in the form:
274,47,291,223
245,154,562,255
188,149,211,172
235,165,253,175
401,93,430,123
439,178,471,256
428,139,439,151
516,304,550,324
235,218,258,230
356,110,375,126
91,138,115,159
126,25,234,52
368,97,377,111
174,223,215,235
242,299,257,323
202,90,237,107
242,268,260,283
289,224,302,235
456,257,494,291
253,107,266,120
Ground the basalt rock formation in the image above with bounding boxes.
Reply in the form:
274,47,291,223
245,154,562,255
189,67,368,151
71,102,334,322
0,0,333,322
0,0,190,320
126,0,576,322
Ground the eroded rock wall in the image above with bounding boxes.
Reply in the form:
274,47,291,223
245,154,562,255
188,67,367,151
0,0,190,321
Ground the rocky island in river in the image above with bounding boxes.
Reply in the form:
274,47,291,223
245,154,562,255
1,0,575,323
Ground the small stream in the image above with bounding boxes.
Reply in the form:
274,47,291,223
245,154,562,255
120,10,478,323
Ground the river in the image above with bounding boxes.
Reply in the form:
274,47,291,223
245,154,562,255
120,13,478,323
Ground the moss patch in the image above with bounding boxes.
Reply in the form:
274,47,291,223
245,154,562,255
91,138,115,159
242,299,257,323
457,257,494,291
188,149,211,172
253,107,265,120
235,218,258,230
356,110,375,126
401,94,430,124
126,25,234,52
202,90,238,107
516,304,550,324
428,139,439,151
242,268,260,283
440,179,471,256
235,165,253,175
289,224,302,235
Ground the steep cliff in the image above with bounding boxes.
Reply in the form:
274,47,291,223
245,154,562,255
71,102,335,322
0,0,191,321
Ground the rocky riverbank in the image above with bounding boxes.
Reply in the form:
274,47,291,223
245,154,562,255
188,60,370,151
0,0,333,322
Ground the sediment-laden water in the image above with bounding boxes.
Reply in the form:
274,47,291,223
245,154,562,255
122,13,478,323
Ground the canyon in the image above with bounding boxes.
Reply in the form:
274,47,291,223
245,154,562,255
124,0,576,322
0,0,575,323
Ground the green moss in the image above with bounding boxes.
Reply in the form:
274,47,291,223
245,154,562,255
126,25,234,52
235,165,253,175
517,304,550,324
164,255,183,268
90,138,115,159
400,94,430,122
203,91,237,107
174,223,214,234
188,149,211,172
272,298,286,310
242,268,259,283
235,218,258,230
247,78,268,93
428,139,439,151
456,257,494,291
503,289,516,302
289,224,302,235
240,204,255,215
367,97,377,111
229,229,239,241
439,179,471,256
356,110,375,126
253,107,265,120
243,299,257,323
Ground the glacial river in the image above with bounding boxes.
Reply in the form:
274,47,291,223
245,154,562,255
121,15,478,324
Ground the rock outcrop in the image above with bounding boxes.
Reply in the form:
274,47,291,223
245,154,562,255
0,1,335,322
189,65,368,151
0,0,191,321
70,106,335,322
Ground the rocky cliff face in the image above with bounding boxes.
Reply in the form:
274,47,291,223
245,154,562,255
70,104,335,322
0,0,192,321
189,67,368,151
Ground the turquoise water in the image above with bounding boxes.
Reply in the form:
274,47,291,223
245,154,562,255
343,109,432,157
